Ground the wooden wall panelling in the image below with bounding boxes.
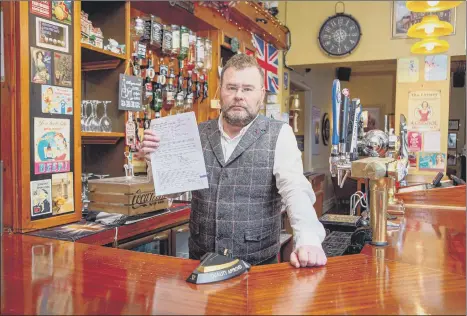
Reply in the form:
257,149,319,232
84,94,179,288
1,2,19,230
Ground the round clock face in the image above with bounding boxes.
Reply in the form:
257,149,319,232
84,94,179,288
318,14,361,56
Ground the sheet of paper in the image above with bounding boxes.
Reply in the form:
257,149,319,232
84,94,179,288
397,57,419,83
423,131,441,152
150,112,208,196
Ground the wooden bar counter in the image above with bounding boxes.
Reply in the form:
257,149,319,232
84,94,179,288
1,207,465,315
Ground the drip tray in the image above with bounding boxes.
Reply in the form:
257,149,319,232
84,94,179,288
322,231,353,257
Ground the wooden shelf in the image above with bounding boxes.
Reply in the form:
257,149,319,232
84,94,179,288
81,132,125,145
82,59,122,72
81,43,126,64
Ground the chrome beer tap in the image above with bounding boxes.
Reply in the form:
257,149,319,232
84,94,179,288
329,79,341,178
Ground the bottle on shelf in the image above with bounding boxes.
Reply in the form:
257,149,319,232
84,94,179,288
150,15,163,49
163,68,176,113
162,25,173,56
204,38,212,73
186,30,197,71
171,25,181,59
179,26,190,61
195,37,205,72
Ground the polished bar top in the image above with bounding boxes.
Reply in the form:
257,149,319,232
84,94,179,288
2,207,465,315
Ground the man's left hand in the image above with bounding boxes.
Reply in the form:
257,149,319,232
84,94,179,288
290,245,327,268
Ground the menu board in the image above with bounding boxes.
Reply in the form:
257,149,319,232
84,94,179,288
118,74,143,111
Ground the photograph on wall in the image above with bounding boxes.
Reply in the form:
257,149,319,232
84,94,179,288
392,1,456,38
408,131,422,152
397,57,419,83
447,153,457,166
34,117,70,175
448,132,457,149
36,17,69,53
1,7,4,83
408,90,441,131
42,85,73,114
30,1,51,18
449,119,459,130
31,47,52,84
51,172,74,215
361,107,380,132
53,52,72,87
30,179,52,217
408,152,417,168
52,1,72,25
418,152,446,171
425,55,448,81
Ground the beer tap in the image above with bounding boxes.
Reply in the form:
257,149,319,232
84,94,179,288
350,99,362,162
202,79,208,102
329,79,341,177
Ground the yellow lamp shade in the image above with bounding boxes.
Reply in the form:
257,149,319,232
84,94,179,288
406,1,462,13
411,37,449,54
407,15,454,38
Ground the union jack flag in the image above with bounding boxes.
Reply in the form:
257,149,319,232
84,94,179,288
248,34,279,93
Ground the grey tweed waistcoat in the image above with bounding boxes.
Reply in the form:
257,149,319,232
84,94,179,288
189,115,285,265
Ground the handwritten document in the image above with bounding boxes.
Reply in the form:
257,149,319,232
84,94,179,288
150,112,209,196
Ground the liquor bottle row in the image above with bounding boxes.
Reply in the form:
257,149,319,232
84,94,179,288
133,15,212,73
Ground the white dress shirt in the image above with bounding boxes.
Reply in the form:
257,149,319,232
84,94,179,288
218,114,326,249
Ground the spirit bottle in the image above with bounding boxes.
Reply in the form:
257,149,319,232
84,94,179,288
171,25,180,58
204,38,212,72
163,68,176,112
150,15,163,49
162,25,172,56
179,26,190,61
195,37,205,71
186,30,196,71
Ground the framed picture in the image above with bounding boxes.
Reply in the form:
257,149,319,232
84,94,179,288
448,132,457,149
391,1,456,39
361,107,381,132
447,153,457,166
449,119,460,131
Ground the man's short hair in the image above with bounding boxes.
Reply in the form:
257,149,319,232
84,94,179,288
220,53,264,88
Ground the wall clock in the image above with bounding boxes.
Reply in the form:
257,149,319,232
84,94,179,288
318,9,362,57
322,113,330,146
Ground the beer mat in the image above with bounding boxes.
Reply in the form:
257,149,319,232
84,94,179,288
319,214,362,226
25,220,114,242
321,231,353,257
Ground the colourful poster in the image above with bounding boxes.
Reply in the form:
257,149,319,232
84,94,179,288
51,172,74,215
31,47,52,84
41,85,73,114
425,55,448,81
53,52,72,87
30,179,52,217
397,57,419,83
30,1,51,18
418,152,446,171
408,90,441,131
36,17,69,53
408,131,422,152
52,1,72,25
34,117,70,175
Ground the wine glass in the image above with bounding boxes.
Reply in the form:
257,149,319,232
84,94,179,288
84,100,95,132
99,101,112,132
89,100,101,132
81,100,89,131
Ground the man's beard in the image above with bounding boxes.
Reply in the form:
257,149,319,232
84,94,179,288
221,102,259,127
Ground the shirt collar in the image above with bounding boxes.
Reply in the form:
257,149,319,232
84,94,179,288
218,112,259,141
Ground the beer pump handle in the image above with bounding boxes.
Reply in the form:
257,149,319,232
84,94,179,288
339,95,350,153
350,104,362,160
331,79,341,146
345,99,357,153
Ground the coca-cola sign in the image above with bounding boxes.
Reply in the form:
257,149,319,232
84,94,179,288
131,189,166,210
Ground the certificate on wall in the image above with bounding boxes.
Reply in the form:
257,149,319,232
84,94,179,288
408,90,441,131
397,57,419,83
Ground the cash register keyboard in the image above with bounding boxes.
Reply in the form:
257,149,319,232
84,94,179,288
321,231,353,257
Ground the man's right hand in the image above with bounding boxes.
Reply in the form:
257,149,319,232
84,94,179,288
139,129,160,158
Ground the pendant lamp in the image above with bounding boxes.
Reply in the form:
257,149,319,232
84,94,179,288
406,1,462,13
407,15,454,38
411,37,449,54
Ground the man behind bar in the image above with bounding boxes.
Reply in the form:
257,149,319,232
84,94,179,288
141,54,326,267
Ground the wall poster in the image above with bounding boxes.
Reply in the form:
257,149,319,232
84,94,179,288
36,17,69,53
51,172,74,215
418,152,446,171
30,179,52,217
41,85,73,114
34,117,71,175
407,131,422,152
425,55,448,81
397,57,419,83
30,1,52,18
31,47,52,84
408,90,441,131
